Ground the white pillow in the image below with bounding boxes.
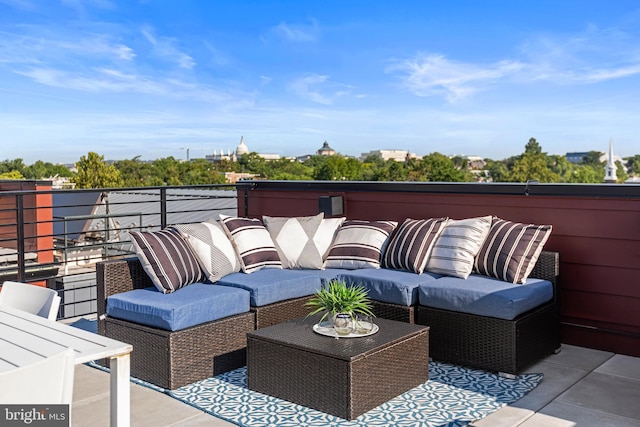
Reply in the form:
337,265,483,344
173,221,241,282
314,217,346,260
426,216,492,279
262,213,325,269
219,214,282,274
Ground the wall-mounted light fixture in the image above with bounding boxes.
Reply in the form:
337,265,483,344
319,195,344,217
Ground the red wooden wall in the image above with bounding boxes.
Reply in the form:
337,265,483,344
237,181,640,357
0,180,54,286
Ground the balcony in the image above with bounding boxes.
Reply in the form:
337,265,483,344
1,179,639,426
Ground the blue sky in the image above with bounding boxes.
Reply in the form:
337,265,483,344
1,0,640,164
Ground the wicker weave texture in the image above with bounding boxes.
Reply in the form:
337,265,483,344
104,312,254,389
97,257,256,389
252,295,314,329
416,250,560,374
247,324,429,420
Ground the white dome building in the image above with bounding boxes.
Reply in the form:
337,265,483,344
236,136,249,158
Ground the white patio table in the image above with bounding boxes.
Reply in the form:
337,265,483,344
0,305,133,427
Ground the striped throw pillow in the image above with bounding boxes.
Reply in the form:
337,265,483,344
172,221,241,282
219,215,282,274
129,228,204,294
426,216,492,279
325,220,398,269
474,217,552,284
383,217,449,274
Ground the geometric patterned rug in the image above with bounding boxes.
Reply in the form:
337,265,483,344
166,362,543,427
75,319,542,427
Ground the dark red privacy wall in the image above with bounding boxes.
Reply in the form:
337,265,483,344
237,181,640,357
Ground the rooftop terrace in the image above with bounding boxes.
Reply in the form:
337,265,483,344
2,179,639,426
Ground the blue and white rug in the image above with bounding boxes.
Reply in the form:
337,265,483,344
165,362,542,427
76,315,541,427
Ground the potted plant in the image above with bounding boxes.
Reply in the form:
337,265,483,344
306,279,375,335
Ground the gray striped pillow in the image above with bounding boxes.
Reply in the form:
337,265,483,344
473,217,552,284
426,216,492,279
325,220,398,269
219,215,282,274
383,217,449,274
129,228,204,294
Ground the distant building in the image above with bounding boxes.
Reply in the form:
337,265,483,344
223,172,257,184
360,149,417,162
604,139,617,183
566,152,591,164
46,175,75,190
316,141,336,156
463,156,486,170
205,136,280,163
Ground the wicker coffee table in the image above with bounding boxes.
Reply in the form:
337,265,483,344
247,316,429,420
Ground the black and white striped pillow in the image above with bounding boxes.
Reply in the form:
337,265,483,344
474,217,552,284
383,217,449,274
219,215,282,274
426,216,492,278
325,220,398,269
129,228,204,294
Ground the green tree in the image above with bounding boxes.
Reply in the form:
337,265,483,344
485,159,510,182
569,164,604,183
0,159,27,176
0,170,25,179
266,158,314,180
506,138,560,183
615,161,628,183
74,152,123,189
182,159,227,184
313,155,363,180
23,161,73,180
411,152,471,182
582,151,604,167
150,157,183,185
625,155,640,176
238,152,269,177
547,155,578,182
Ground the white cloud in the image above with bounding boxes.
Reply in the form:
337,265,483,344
388,53,524,102
289,74,352,105
271,21,318,42
141,26,195,69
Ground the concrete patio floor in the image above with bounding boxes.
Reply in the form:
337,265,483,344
69,343,640,427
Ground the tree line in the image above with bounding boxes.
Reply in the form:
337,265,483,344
2,138,639,189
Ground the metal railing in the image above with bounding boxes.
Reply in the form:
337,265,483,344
0,183,239,319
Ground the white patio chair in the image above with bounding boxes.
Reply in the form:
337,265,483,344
0,281,61,321
0,347,75,404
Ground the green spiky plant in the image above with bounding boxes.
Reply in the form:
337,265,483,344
306,279,375,323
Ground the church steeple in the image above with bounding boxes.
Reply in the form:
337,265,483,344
604,138,617,183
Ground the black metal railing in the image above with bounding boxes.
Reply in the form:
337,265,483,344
0,183,239,319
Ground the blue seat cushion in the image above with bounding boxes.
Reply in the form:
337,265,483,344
418,274,554,320
106,283,250,331
217,269,342,306
337,268,441,306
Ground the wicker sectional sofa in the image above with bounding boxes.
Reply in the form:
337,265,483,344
96,214,560,389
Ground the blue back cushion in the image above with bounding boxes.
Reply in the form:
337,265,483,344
418,274,553,320
106,283,250,331
217,269,342,306
337,268,441,306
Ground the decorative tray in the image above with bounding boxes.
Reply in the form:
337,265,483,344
312,321,379,338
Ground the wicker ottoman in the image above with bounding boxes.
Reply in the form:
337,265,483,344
247,316,429,420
